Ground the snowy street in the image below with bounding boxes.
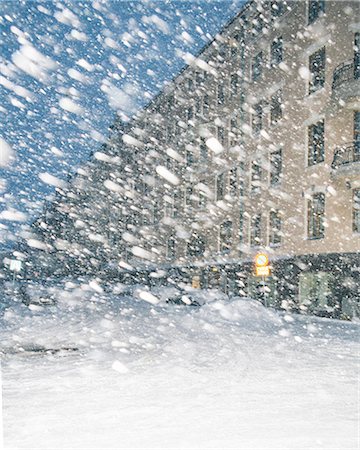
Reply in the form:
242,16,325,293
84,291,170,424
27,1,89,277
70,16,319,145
1,292,358,449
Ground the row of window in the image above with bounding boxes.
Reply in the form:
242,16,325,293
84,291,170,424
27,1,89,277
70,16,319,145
166,209,282,259
165,187,360,260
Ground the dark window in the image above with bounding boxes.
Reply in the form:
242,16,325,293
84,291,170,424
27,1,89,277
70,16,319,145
252,51,263,81
270,149,282,186
252,13,264,37
217,83,225,104
186,150,194,167
167,236,176,259
186,106,194,121
308,120,325,166
239,204,244,244
230,73,239,97
309,47,325,94
229,168,238,196
217,126,226,145
353,189,360,233
200,137,207,161
219,220,232,254
269,211,282,246
355,33,360,80
355,111,360,153
271,1,286,17
218,45,228,63
307,192,325,239
187,233,206,257
308,0,325,25
173,191,182,218
203,94,209,117
231,33,242,57
198,190,207,208
251,161,262,193
239,162,245,197
195,98,202,115
185,185,193,207
250,214,262,246
270,90,282,125
195,71,203,86
216,173,225,201
252,103,263,135
271,37,283,66
168,94,175,110
230,118,237,146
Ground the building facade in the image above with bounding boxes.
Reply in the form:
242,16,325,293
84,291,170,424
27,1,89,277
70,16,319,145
32,0,360,318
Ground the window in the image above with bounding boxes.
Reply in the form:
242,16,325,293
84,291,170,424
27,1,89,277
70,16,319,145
200,137,207,161
299,272,333,313
251,161,262,193
271,37,283,66
252,51,263,81
195,98,202,116
187,78,194,91
216,173,225,201
353,189,360,233
164,196,173,218
229,118,237,146
217,126,226,145
203,94,209,117
250,214,262,246
195,71,203,86
187,233,206,257
307,192,325,239
252,13,264,37
271,1,285,17
308,0,325,25
270,149,282,186
186,150,194,167
270,90,282,125
355,33,360,80
239,204,244,244
309,47,325,94
231,33,242,57
354,111,360,152
186,106,194,121
168,94,175,110
218,45,228,63
198,190,207,209
167,236,176,259
185,185,193,207
229,168,238,196
230,73,239,98
219,220,232,254
269,210,282,246
173,191,182,218
308,120,325,166
217,82,225,104
239,162,245,197
252,102,263,135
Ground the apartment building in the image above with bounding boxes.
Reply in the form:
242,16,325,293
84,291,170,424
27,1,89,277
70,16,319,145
32,0,360,318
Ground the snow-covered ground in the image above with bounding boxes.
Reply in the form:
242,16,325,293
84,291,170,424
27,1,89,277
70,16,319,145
1,286,359,449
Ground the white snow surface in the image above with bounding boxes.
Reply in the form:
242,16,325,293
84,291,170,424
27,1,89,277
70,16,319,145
1,286,358,449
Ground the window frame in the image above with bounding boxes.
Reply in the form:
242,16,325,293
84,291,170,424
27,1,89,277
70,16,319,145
307,192,325,240
308,119,325,166
309,46,326,95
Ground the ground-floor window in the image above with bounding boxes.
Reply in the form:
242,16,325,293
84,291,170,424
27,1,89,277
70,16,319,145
307,192,325,239
298,272,333,312
353,189,360,233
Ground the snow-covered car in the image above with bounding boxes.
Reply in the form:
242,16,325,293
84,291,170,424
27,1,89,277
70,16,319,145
150,285,228,307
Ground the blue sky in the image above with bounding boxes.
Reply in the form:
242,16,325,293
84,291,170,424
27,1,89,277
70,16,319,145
0,0,244,247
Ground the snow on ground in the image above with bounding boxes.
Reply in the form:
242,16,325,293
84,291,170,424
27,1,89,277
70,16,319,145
1,286,359,449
